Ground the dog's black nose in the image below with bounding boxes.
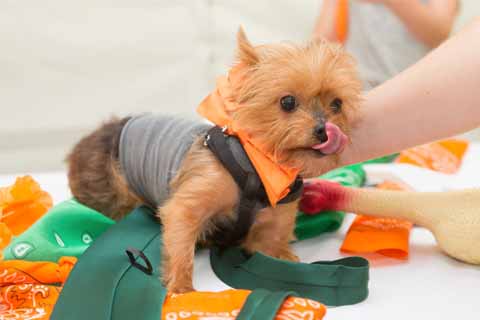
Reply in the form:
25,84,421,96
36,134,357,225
314,123,328,143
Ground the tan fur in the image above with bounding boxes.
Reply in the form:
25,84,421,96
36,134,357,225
67,28,361,293
243,200,300,262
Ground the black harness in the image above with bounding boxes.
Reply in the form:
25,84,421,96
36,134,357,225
204,126,304,248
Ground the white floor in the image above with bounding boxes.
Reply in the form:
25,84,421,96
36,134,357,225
1,145,480,319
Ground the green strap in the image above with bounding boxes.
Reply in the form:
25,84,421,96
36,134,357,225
236,289,270,320
251,291,297,320
236,289,297,320
210,247,369,306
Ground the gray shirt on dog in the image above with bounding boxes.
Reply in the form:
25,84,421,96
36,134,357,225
119,114,212,208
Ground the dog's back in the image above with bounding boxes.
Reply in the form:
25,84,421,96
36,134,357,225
67,114,212,220
118,114,211,209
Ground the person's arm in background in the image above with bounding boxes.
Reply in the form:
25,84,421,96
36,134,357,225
363,0,459,48
312,0,339,42
340,18,480,166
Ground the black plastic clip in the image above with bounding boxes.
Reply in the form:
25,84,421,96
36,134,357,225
126,247,153,275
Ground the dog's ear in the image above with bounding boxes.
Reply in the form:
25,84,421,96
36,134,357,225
237,26,259,66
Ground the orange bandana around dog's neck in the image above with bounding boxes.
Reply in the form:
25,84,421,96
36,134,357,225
197,64,300,207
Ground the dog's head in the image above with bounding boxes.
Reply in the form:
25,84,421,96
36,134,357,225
228,28,361,178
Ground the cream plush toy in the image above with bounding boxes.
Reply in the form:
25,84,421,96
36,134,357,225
301,180,480,264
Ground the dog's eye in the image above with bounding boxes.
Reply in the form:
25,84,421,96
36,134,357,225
330,98,343,113
280,95,297,112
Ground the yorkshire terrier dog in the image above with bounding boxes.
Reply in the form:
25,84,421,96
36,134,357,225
67,28,361,293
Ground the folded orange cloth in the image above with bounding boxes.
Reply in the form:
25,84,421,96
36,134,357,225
0,176,53,254
0,257,76,285
340,181,413,259
0,223,12,258
0,257,76,320
197,64,299,207
162,289,326,320
0,284,62,319
396,139,469,174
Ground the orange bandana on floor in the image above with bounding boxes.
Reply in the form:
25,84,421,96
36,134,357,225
341,181,413,259
396,139,469,174
0,176,53,259
0,257,76,320
162,290,326,320
197,65,299,207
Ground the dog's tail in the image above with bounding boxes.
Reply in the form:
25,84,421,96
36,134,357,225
66,117,140,220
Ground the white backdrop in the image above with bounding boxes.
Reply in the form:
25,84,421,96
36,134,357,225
0,0,478,174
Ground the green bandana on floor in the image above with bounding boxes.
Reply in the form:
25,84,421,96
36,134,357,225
3,199,114,262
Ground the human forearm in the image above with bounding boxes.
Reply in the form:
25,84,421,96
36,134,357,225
312,0,338,42
340,18,480,165
385,0,457,48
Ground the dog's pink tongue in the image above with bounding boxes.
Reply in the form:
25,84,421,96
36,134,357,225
312,123,348,155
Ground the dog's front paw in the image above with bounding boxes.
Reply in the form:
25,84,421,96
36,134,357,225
162,268,195,294
251,245,300,262
275,248,300,262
